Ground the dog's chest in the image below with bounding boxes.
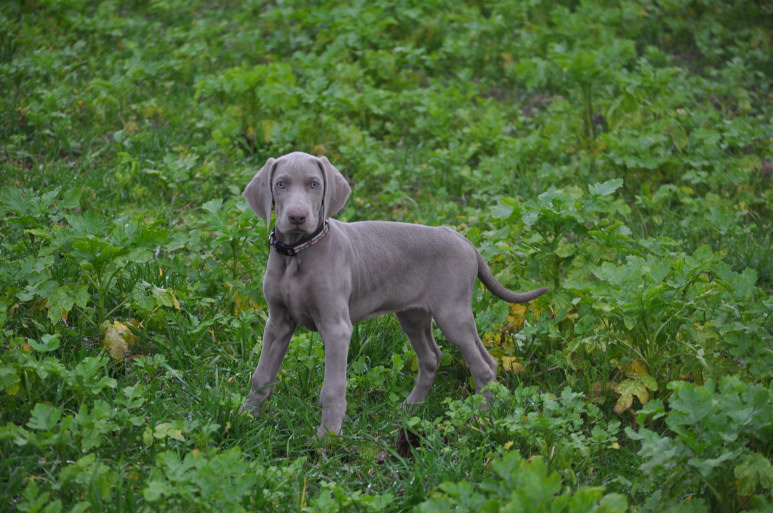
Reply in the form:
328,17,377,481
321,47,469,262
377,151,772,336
267,260,318,330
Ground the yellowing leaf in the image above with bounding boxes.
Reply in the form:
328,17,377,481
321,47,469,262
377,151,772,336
232,290,257,315
614,392,633,414
152,287,180,311
625,359,648,377
614,378,651,414
167,428,184,441
639,374,658,392
592,381,618,398
154,422,185,442
500,356,525,375
508,303,528,332
103,320,137,359
104,329,128,359
143,427,154,446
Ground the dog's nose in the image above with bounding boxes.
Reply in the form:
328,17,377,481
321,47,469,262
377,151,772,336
287,208,307,225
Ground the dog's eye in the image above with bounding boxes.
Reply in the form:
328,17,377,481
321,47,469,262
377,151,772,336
310,180,320,189
276,181,286,189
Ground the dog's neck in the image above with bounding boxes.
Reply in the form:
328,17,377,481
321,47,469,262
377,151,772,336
270,221,329,257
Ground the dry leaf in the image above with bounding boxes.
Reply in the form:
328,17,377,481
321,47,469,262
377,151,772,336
103,320,137,359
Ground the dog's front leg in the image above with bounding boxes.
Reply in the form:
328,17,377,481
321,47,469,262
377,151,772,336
241,314,297,417
316,318,353,438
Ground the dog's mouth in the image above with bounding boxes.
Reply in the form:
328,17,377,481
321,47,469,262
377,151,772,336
275,223,312,244
289,223,310,235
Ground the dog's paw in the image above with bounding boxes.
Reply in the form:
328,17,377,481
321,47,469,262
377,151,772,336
398,400,423,413
235,404,259,420
316,425,343,440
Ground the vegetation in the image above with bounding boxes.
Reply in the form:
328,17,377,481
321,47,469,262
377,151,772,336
1,0,771,511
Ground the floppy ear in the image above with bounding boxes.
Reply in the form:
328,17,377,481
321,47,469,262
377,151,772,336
243,157,277,232
316,156,351,219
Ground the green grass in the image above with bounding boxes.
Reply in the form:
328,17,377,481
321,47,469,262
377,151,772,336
2,1,772,512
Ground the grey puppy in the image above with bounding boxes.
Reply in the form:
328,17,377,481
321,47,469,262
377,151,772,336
241,152,547,438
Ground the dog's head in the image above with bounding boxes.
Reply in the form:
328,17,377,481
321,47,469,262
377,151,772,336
244,152,351,241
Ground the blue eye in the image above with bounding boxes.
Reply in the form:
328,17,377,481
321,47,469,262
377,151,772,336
310,181,320,189
276,181,286,189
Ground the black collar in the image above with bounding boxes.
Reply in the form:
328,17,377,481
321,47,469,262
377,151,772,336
269,221,329,256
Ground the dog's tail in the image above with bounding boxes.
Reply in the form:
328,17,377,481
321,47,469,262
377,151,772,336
476,251,548,303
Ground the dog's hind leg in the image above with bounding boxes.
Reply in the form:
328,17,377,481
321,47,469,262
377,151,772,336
432,308,497,398
396,309,442,405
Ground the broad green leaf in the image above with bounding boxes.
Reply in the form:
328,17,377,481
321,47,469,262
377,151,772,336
18,480,61,513
735,452,773,496
690,448,743,478
522,208,540,227
46,283,90,323
27,334,60,352
667,381,713,426
0,365,21,395
713,262,757,300
65,211,104,236
555,241,576,258
593,261,630,287
61,188,83,209
491,203,515,220
597,493,629,513
201,198,224,215
143,480,170,502
152,286,181,310
668,121,688,151
69,236,123,266
27,403,61,431
119,384,146,409
16,276,58,303
626,426,680,473
490,203,514,220
589,179,623,197
1,186,29,215
552,289,574,323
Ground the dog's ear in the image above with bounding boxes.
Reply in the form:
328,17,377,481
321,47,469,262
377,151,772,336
243,157,277,232
317,156,351,219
